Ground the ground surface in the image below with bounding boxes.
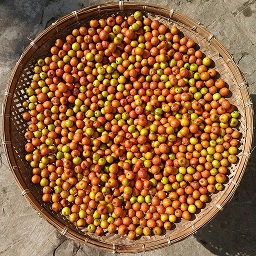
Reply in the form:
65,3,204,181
0,0,256,255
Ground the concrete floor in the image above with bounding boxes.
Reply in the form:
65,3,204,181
0,0,256,255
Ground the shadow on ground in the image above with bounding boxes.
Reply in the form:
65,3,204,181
194,94,256,256
0,0,91,60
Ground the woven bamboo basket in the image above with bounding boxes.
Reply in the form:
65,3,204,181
2,1,254,253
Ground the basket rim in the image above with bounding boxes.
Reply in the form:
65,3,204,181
2,1,254,253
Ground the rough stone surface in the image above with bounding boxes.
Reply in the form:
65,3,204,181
0,0,256,256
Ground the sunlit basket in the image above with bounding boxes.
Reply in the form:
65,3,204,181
2,1,253,253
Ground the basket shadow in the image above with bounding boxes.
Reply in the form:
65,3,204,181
194,94,256,256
